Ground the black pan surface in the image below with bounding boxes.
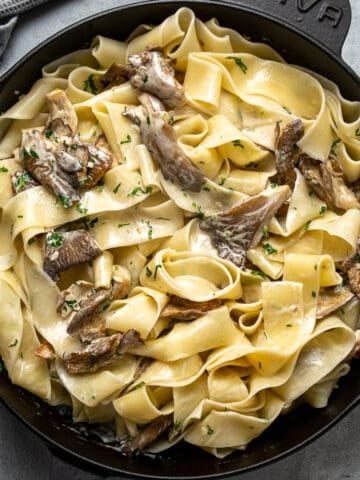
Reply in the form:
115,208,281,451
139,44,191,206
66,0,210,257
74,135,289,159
0,1,359,478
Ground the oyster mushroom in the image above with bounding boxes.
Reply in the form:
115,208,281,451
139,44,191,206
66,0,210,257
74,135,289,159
46,88,78,137
316,285,354,319
43,229,102,281
275,119,304,189
123,93,206,192
103,48,185,109
131,414,173,452
298,154,360,213
62,329,143,374
199,186,291,267
161,295,223,321
21,129,82,207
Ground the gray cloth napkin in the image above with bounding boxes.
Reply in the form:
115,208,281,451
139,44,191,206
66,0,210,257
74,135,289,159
0,0,50,57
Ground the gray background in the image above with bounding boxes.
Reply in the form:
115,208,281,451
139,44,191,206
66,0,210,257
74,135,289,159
0,0,359,479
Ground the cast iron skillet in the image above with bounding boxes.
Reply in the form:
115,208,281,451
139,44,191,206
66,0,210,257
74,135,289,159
0,0,359,478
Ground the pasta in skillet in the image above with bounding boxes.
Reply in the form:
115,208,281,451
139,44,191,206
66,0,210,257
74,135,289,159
0,7,359,458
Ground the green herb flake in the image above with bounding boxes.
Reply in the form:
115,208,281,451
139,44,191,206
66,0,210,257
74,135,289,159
202,187,211,192
29,149,39,159
304,220,311,231
319,205,327,215
270,182,278,188
14,171,32,192
143,75,148,83
113,182,122,194
146,115,151,125
282,106,292,114
78,175,92,185
133,381,145,390
117,222,130,228
218,175,226,186
252,270,267,279
83,74,98,95
286,324,293,327
311,291,316,298
120,135,132,145
64,299,80,312
154,264,162,280
226,56,248,74
44,129,56,140
262,226,269,239
330,138,341,156
145,266,153,278
76,204,88,215
8,339,18,348
258,361,262,369
355,253,360,263
206,424,215,435
57,194,72,208
27,237,36,246
46,232,64,248
0,166,8,172
262,243,278,255
168,116,175,126
356,128,360,137
127,185,153,197
232,139,244,148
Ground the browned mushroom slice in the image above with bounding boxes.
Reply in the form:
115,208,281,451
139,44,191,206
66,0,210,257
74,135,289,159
43,229,102,281
21,129,81,207
79,143,113,189
316,286,354,319
161,295,223,321
62,329,143,374
11,169,39,194
339,247,360,298
131,414,173,452
35,341,56,360
133,357,153,382
105,49,185,109
123,93,206,192
46,89,78,137
299,154,360,213
199,186,291,267
101,63,128,89
79,315,106,343
275,119,304,189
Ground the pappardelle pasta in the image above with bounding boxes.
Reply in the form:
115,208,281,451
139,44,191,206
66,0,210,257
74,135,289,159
0,7,359,458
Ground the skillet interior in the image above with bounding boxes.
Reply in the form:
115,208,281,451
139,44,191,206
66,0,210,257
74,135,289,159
0,1,359,478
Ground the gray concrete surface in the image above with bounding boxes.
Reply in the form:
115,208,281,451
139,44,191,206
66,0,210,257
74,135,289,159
0,0,359,479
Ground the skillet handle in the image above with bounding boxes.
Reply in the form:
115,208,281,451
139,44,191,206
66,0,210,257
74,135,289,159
230,0,352,57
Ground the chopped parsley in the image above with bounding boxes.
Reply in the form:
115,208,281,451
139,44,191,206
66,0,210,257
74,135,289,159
0,166,8,172
146,115,151,125
206,425,215,435
144,220,153,240
8,339,18,348
168,116,175,125
304,220,311,231
282,106,292,114
355,253,360,263
56,194,72,208
270,182,278,188
82,217,98,230
154,264,162,280
251,270,267,279
14,171,32,193
113,182,122,194
262,226,269,239
117,222,130,228
44,128,57,140
262,243,278,255
83,74,98,94
218,175,226,186
64,299,80,312
145,266,153,277
120,135,132,144
127,185,153,197
319,205,327,215
226,56,248,74
330,138,341,156
46,232,64,248
78,175,92,185
133,381,145,390
232,139,244,148
27,237,36,246
311,291,316,298
142,75,148,83
76,204,88,215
